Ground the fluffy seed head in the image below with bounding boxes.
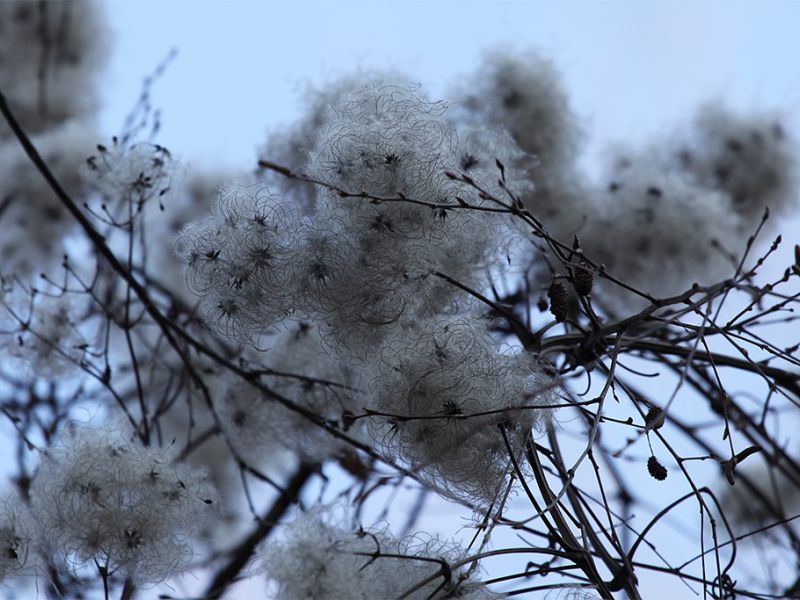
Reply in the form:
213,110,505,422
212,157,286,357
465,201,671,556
0,0,108,137
0,120,95,275
0,495,34,582
262,508,499,599
679,104,797,224
581,157,741,309
83,140,174,211
368,316,556,505
453,49,580,168
215,322,365,463
28,424,217,583
1,286,88,378
176,183,300,343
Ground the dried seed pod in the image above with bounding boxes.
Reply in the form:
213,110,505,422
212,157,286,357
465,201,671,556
573,263,594,296
644,406,665,431
548,280,569,322
647,455,668,481
341,411,356,432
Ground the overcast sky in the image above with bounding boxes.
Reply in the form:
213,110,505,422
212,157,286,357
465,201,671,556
100,1,800,174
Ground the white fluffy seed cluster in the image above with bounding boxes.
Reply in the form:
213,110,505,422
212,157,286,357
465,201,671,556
262,509,499,600
308,82,456,200
214,322,364,464
579,104,797,306
176,184,301,341
183,82,522,351
369,316,555,505
583,159,742,302
0,495,34,582
304,82,510,351
0,0,106,277
145,170,235,305
0,120,96,275
1,287,88,378
674,104,797,224
181,76,557,500
29,425,217,584
452,50,587,239
455,51,578,165
455,50,797,307
0,0,106,139
83,141,175,210
257,73,407,214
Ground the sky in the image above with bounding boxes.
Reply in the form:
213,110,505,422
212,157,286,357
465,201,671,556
87,1,800,598
100,1,800,175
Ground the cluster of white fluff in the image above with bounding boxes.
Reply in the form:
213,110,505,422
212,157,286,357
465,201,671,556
258,73,406,214
183,83,524,351
143,169,234,304
454,51,797,309
368,316,555,505
452,50,578,168
79,139,188,308
576,104,797,306
255,322,365,460
307,80,523,217
1,286,88,378
262,509,498,600
0,0,106,139
0,120,96,275
308,82,456,200
124,352,246,549
176,183,301,341
0,0,105,278
28,424,217,584
303,82,517,350
83,140,175,211
452,50,588,239
0,495,34,582
456,125,535,198
155,399,245,549
179,77,556,505
676,105,797,223
261,73,533,214
581,158,742,303
215,322,364,465
97,318,248,552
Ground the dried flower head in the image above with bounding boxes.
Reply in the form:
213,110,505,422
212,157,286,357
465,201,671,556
369,316,555,505
176,183,301,342
0,495,34,582
262,508,499,599
28,424,217,583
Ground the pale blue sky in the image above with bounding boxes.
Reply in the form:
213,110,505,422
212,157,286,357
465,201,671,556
100,0,800,174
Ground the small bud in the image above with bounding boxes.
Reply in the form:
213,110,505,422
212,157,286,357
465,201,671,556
647,455,668,481
644,406,665,431
495,158,506,182
341,411,356,432
573,264,594,296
